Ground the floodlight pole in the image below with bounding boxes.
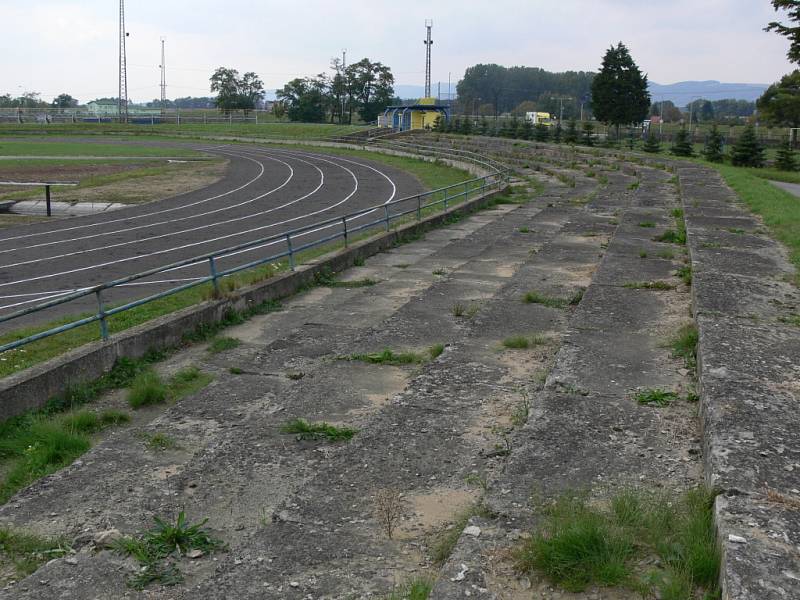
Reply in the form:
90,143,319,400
424,20,433,98
159,37,166,112
118,0,129,123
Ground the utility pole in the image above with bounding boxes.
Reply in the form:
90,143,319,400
159,37,166,113
551,96,571,123
423,20,433,98
118,0,129,123
437,81,441,102
447,72,451,106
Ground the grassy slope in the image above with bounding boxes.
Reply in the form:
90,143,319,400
0,147,473,379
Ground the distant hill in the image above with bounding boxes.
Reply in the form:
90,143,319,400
648,81,768,104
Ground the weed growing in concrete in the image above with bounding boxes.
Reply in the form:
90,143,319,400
628,181,640,190
728,227,746,234
510,392,532,427
635,389,679,406
779,314,800,327
623,281,675,291
280,418,356,442
432,267,447,276
503,336,531,349
286,370,305,380
670,324,698,371
523,292,567,309
374,488,404,540
503,335,547,349
465,473,489,491
128,367,212,409
383,578,433,600
654,229,686,245
639,250,648,258
353,256,366,267
228,367,244,375
517,488,719,598
127,370,167,408
113,511,224,590
657,249,676,260
677,264,692,285
61,410,130,433
519,226,531,233
207,336,241,354
0,527,71,582
141,432,178,451
330,278,379,288
638,221,656,228
345,349,426,365
429,344,445,359
451,303,466,317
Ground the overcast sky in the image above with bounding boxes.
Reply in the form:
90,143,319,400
1,0,794,103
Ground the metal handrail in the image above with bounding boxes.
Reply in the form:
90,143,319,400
0,158,509,355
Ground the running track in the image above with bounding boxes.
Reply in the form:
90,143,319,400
0,140,425,328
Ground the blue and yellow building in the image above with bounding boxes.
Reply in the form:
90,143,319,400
378,97,450,131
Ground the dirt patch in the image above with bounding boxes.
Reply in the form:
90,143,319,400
397,488,480,539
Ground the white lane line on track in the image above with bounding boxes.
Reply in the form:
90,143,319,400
0,147,270,244
0,155,357,289
0,152,294,256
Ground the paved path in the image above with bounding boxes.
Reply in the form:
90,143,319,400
769,179,800,197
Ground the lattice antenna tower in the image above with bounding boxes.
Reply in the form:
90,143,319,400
118,0,129,123
160,37,166,108
424,20,433,98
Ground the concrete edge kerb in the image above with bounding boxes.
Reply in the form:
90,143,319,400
0,185,507,421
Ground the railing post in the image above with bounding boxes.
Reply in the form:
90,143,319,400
342,216,348,247
443,188,448,211
208,256,220,295
96,290,109,341
384,205,390,231
416,195,422,221
464,181,469,201
45,185,52,217
286,234,295,271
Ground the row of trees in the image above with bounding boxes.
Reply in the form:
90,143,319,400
0,92,78,109
456,64,594,119
277,58,395,123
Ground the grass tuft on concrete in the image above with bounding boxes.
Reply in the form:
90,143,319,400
384,578,433,600
670,324,698,371
127,366,212,409
0,526,71,583
280,418,356,442
523,290,583,308
344,349,426,365
207,336,241,354
635,389,679,406
517,488,719,598
623,281,675,291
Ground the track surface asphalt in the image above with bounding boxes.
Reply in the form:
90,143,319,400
0,140,425,328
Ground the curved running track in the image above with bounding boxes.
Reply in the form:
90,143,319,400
0,141,425,327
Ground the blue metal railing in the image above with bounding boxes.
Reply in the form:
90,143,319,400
0,165,508,355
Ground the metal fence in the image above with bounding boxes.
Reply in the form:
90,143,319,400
0,165,508,355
